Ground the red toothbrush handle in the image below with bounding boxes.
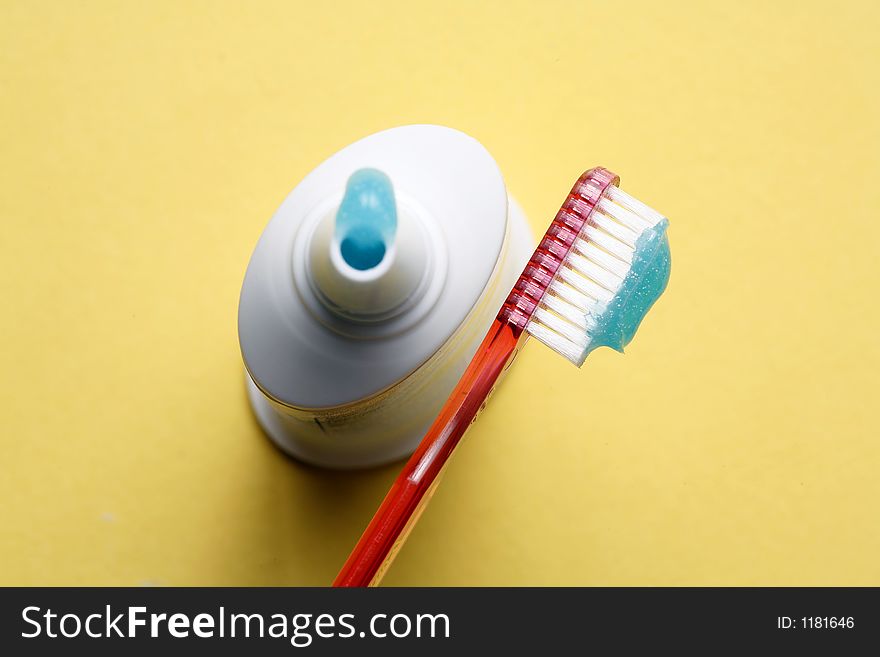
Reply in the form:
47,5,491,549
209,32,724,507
333,319,522,587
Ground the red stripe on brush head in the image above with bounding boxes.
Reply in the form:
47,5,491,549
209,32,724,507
497,167,619,332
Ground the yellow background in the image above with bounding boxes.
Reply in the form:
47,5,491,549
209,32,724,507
2,0,878,586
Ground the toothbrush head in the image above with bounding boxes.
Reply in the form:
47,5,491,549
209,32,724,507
499,168,671,366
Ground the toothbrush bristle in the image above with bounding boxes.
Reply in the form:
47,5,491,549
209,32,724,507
498,168,668,366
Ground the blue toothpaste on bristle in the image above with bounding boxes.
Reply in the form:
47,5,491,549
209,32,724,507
584,218,670,355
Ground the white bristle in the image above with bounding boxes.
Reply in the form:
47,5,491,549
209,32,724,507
550,278,593,310
532,307,587,346
541,293,587,329
604,185,665,226
575,240,630,279
581,225,633,262
557,262,614,302
566,251,623,291
525,184,666,366
525,319,585,364
591,211,638,247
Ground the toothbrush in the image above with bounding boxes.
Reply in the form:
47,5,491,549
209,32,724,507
333,167,671,587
